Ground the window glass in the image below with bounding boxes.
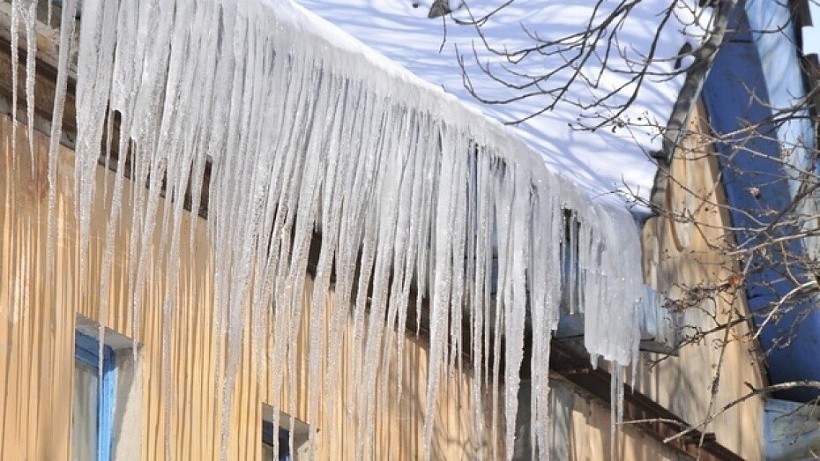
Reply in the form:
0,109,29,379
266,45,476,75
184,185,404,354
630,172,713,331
261,421,291,461
261,411,313,461
72,361,99,460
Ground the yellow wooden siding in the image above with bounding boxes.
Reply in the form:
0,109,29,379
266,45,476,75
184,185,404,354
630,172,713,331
637,101,767,460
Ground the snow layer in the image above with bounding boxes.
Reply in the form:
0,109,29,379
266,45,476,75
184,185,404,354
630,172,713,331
296,0,711,203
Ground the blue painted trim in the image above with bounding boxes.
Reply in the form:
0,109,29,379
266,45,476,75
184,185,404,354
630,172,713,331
701,5,819,402
75,331,117,461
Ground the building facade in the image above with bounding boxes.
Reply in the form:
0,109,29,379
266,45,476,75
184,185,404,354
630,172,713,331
2,0,814,459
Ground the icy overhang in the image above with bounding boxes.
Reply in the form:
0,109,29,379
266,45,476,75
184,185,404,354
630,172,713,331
10,0,665,456
290,0,700,354
263,0,649,360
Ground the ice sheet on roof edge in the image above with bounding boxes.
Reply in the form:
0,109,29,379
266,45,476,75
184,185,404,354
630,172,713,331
27,0,647,459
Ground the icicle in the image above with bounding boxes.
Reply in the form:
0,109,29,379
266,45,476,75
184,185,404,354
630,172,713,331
567,210,577,314
422,123,459,461
447,134,469,382
74,0,118,305
610,362,625,460
377,108,419,418
306,74,350,456
487,162,533,461
46,0,78,279
392,110,428,402
322,79,368,454
356,105,410,459
529,180,562,460
9,0,20,166
21,0,36,173
469,149,491,450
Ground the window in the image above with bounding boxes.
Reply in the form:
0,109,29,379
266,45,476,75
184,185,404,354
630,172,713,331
72,331,116,461
261,421,292,461
261,408,312,461
72,315,141,460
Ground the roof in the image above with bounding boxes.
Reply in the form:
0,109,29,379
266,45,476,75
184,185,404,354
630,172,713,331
296,0,711,207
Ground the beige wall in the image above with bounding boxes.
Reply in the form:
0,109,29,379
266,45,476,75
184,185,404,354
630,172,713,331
1,112,74,461
546,380,684,461
635,102,766,460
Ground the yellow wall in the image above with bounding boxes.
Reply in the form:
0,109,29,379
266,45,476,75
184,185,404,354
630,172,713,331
1,113,74,461
547,380,684,461
636,102,767,460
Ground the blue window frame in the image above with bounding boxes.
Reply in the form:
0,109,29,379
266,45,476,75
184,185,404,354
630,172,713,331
74,331,117,461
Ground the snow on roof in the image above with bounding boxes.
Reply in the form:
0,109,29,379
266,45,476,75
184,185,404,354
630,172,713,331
269,0,561,186
294,0,711,206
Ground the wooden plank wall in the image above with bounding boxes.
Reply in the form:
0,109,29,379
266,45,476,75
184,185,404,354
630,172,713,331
637,102,766,460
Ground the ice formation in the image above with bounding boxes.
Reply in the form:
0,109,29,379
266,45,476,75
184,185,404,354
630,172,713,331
20,0,652,458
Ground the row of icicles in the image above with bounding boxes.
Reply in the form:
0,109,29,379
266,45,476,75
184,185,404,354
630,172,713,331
7,0,646,458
